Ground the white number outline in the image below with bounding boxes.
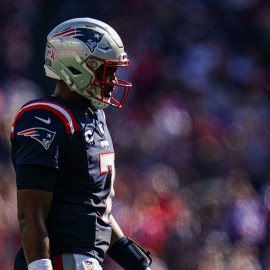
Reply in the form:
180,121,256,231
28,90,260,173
99,152,115,224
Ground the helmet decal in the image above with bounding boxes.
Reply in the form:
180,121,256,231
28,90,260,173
52,27,104,53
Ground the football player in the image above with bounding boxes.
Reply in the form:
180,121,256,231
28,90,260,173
11,18,152,270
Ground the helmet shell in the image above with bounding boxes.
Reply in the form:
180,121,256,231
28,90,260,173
44,17,131,109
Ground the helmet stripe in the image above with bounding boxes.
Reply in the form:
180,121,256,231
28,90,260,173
51,28,76,38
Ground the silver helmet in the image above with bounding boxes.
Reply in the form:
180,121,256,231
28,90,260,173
44,17,132,109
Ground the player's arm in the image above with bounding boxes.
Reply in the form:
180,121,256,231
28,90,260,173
108,215,152,270
12,108,65,269
17,189,52,263
110,214,125,245
16,164,57,270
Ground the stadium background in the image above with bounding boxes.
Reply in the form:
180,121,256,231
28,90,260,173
1,0,270,269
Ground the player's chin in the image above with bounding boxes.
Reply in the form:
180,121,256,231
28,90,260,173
103,97,111,104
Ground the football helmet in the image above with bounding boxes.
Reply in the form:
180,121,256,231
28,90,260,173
44,17,132,109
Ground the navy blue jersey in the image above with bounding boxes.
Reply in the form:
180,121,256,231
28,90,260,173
11,96,115,262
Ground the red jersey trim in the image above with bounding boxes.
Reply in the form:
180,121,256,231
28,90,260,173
11,100,80,138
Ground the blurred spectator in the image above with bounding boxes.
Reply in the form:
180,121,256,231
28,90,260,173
2,0,270,269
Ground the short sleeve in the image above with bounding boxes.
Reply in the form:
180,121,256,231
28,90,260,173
12,109,66,169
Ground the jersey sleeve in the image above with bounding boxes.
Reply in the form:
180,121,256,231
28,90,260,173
12,109,66,169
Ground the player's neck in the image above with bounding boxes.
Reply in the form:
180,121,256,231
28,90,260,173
52,81,91,112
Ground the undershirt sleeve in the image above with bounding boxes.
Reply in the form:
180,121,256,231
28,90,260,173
16,164,57,192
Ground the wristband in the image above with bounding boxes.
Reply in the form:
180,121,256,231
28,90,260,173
107,236,152,270
28,259,53,270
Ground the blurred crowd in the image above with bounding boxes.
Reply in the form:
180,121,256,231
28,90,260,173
1,0,270,269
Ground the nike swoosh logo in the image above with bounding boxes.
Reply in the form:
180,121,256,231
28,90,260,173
34,116,51,124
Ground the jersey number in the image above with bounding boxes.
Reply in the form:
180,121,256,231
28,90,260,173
99,152,115,223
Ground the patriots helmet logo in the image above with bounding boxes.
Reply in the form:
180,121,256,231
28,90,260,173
17,127,56,150
52,27,105,53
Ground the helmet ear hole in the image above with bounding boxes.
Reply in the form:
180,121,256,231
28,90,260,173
67,67,82,75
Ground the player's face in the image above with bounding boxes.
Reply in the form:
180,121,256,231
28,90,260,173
88,61,131,109
95,65,118,98
104,67,118,97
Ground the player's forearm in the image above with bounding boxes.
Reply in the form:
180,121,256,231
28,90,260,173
19,218,50,264
110,214,124,246
17,188,53,266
